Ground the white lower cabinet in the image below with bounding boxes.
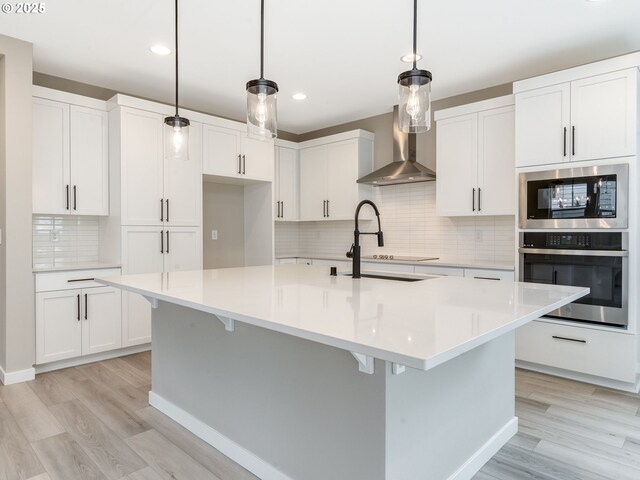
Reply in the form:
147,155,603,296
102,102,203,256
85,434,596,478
516,320,636,383
121,226,202,347
35,270,122,365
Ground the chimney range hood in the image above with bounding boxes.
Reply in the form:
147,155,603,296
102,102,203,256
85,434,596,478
357,105,436,186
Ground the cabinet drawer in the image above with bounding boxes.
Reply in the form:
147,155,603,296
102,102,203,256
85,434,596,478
464,268,514,281
36,268,121,292
516,320,636,383
414,265,464,277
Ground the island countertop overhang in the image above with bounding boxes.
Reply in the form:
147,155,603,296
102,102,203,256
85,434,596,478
96,264,589,371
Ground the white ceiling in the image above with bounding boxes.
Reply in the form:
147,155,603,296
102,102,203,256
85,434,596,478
2,0,640,134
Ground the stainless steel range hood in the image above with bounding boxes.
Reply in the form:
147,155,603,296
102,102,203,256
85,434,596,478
357,106,436,186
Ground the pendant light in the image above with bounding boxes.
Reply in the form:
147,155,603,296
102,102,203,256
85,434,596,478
397,0,432,133
164,0,190,160
246,0,278,139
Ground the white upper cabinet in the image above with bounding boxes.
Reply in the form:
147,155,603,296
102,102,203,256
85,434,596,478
515,64,638,167
299,131,374,222
202,124,274,182
120,107,165,225
33,96,108,215
515,84,570,167
275,144,299,221
435,96,515,217
116,106,201,226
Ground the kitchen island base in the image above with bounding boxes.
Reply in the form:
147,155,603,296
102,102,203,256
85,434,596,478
149,301,517,480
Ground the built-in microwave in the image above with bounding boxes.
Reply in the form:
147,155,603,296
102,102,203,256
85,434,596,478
519,164,628,229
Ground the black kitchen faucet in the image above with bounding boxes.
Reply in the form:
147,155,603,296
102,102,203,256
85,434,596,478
346,200,384,279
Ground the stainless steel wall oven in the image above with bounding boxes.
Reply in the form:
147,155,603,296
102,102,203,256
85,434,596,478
519,164,628,229
519,232,628,328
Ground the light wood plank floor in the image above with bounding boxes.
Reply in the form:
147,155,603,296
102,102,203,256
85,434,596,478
1,354,639,480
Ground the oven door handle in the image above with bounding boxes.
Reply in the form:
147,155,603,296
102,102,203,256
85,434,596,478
518,247,628,257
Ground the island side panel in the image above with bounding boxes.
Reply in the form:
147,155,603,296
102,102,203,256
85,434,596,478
150,301,387,480
385,333,517,480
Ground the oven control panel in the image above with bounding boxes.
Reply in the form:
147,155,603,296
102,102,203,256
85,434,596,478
522,232,622,250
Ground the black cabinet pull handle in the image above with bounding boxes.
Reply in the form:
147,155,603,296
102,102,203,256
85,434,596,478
563,127,567,157
166,230,170,253
166,199,169,223
67,278,94,283
84,293,88,320
76,294,80,321
160,198,164,222
327,200,329,217
73,185,77,211
237,154,241,174
161,230,164,254
552,335,586,344
323,200,327,217
572,126,576,156
474,276,500,281
478,188,481,212
472,188,475,212
242,155,246,175
281,201,284,218
553,270,558,285
66,185,70,210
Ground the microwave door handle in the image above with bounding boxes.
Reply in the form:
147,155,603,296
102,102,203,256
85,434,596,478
518,248,628,257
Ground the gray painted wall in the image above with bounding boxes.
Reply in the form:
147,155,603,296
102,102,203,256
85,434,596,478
202,182,245,269
296,83,513,172
0,35,34,374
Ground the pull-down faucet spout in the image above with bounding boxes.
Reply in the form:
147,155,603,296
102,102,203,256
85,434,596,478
347,200,384,279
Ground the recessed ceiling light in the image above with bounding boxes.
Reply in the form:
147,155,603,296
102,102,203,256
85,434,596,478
292,93,308,101
150,45,171,55
401,53,422,63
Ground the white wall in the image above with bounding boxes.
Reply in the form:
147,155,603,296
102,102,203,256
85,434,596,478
275,182,515,263
0,35,34,376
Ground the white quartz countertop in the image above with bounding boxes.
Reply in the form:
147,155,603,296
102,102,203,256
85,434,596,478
33,262,122,273
97,265,587,371
276,254,515,271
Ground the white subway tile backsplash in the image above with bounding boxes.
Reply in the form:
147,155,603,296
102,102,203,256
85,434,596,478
275,182,515,263
32,215,100,268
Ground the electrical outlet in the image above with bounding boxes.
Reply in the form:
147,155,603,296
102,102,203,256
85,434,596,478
476,230,483,242
211,230,218,240
50,229,60,242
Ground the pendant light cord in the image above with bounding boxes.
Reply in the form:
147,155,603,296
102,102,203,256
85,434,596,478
412,0,417,70
174,0,179,116
260,0,265,79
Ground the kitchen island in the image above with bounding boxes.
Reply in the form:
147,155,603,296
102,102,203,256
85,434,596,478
98,264,588,480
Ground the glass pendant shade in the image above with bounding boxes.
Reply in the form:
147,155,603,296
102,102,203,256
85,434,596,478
164,115,190,161
398,69,432,133
247,79,278,139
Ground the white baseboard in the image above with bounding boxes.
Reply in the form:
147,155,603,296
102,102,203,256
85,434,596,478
517,360,640,393
447,417,518,480
35,344,151,375
149,392,294,480
0,365,36,385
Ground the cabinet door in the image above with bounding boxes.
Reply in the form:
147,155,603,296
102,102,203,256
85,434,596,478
36,289,82,364
120,108,164,225
515,83,570,167
164,227,202,272
571,69,637,161
202,125,241,177
242,134,274,181
70,106,109,215
276,147,298,221
164,121,202,226
436,113,478,216
82,286,122,355
121,227,164,347
33,98,70,215
299,145,327,221
326,140,358,220
478,106,515,216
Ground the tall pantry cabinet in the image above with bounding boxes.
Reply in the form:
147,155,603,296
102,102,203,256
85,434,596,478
106,97,202,347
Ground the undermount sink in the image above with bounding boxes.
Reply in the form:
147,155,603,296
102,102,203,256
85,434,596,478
342,272,432,282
